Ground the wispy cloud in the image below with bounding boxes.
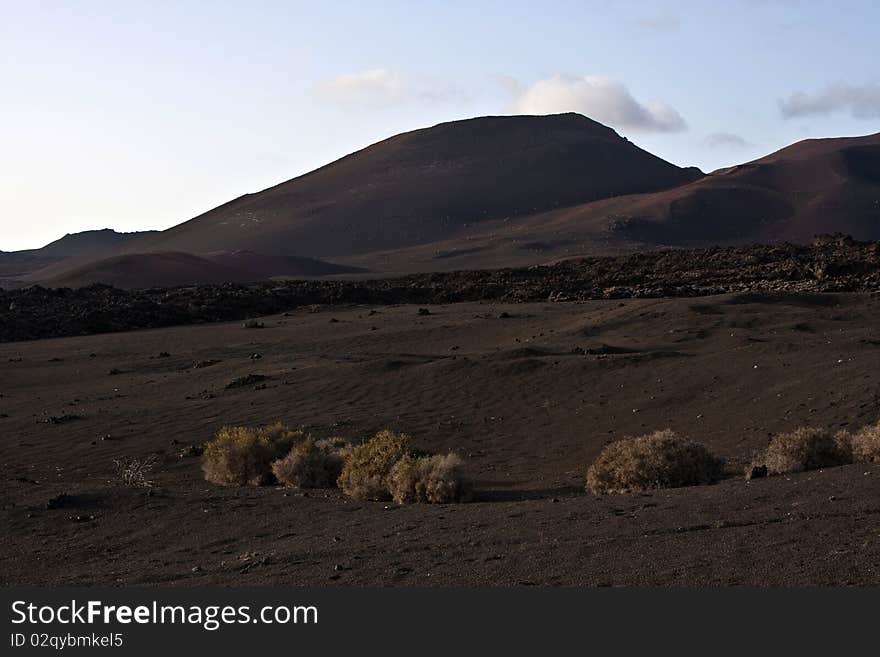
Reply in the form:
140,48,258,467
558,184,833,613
780,82,880,119
316,69,405,107
316,69,468,109
630,14,680,32
510,75,686,133
705,132,751,149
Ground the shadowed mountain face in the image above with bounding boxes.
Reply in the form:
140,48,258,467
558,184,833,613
126,113,703,257
596,133,880,245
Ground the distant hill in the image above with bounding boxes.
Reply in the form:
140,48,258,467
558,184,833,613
43,252,261,289
38,228,160,257
40,250,364,289
0,229,159,286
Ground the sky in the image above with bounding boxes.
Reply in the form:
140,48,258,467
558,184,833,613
2,0,879,251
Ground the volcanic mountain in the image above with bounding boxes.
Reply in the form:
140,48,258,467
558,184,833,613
10,116,880,286
121,113,703,259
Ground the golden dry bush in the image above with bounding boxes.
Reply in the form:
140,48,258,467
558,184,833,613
759,427,851,476
851,420,880,463
337,429,411,501
202,422,301,486
271,437,346,488
586,429,725,495
387,453,471,504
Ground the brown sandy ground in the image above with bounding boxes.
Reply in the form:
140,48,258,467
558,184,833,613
2,295,879,586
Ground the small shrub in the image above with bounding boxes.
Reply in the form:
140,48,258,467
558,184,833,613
202,422,301,486
114,454,159,488
272,437,346,488
387,453,471,504
851,421,880,463
759,427,851,476
586,429,725,495
338,430,411,501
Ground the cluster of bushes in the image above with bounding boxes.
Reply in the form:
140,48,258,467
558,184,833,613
586,419,880,496
202,424,470,504
746,420,880,479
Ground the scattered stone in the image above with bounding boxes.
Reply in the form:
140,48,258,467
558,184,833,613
225,374,269,389
418,307,432,316
38,414,83,425
178,444,204,458
46,493,70,509
242,319,265,329
193,359,220,369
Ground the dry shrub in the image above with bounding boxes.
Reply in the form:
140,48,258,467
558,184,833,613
271,437,346,488
114,454,159,488
202,422,301,486
758,427,851,476
337,430,411,501
851,420,880,463
387,453,471,504
586,429,725,495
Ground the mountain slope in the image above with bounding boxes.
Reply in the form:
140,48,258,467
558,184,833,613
126,113,703,257
43,252,261,289
591,132,880,245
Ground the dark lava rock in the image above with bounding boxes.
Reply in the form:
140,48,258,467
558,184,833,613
4,237,880,343
226,374,269,389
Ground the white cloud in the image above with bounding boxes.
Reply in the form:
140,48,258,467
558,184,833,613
705,132,751,149
316,69,469,109
510,75,686,132
780,82,880,119
316,69,405,107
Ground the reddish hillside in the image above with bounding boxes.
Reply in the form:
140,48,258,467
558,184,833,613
44,252,260,289
588,132,880,245
124,113,703,257
204,250,365,277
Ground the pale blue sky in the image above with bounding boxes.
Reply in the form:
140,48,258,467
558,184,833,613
2,0,878,250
